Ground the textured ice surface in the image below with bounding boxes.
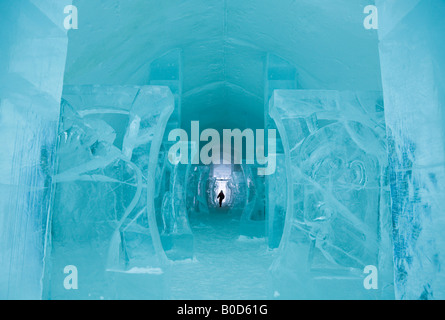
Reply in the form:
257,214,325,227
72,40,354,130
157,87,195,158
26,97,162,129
0,0,71,299
270,90,394,299
377,0,445,300
44,85,173,299
159,148,194,261
264,54,297,248
186,165,211,216
266,154,287,248
240,165,266,238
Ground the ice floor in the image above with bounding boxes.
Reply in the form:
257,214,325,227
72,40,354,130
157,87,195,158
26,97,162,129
169,209,275,300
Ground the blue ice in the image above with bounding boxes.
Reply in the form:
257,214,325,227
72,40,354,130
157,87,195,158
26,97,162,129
1,0,445,300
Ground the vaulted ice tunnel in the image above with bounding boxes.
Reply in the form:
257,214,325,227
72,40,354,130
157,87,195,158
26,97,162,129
42,0,390,299
1,0,445,300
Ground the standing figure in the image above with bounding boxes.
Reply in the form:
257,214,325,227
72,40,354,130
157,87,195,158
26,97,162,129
217,190,225,208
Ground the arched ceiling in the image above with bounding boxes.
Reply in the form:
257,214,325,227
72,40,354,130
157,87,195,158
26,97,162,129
63,0,381,130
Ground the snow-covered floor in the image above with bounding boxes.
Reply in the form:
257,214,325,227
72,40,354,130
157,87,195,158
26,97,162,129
169,209,276,299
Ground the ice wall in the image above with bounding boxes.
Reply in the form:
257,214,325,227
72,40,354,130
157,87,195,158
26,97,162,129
269,90,394,299
186,165,211,216
264,54,297,248
0,0,71,299
160,151,194,261
44,86,173,299
240,165,266,238
377,0,445,300
267,154,287,248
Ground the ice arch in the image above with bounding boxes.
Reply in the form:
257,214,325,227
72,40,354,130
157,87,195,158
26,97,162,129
63,0,382,132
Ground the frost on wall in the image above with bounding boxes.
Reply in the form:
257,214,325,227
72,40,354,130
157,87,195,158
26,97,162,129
0,0,71,299
186,165,211,216
269,90,394,299
43,86,173,299
377,0,445,300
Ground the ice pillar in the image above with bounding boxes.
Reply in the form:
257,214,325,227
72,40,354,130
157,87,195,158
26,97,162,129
264,54,297,248
377,0,445,299
160,157,194,261
0,0,71,299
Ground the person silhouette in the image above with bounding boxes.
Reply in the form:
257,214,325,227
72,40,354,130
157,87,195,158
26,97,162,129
217,190,225,208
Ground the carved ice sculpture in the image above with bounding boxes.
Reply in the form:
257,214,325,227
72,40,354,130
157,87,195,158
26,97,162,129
269,90,394,299
45,85,173,299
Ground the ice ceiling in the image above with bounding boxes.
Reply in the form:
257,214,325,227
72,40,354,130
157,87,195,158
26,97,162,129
63,0,381,131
